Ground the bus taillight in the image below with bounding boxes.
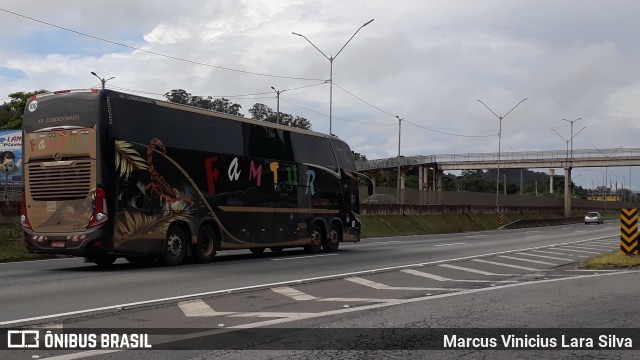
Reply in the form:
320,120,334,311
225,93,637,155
87,188,108,229
20,192,32,229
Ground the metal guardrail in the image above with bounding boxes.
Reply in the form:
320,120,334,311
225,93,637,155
356,148,640,171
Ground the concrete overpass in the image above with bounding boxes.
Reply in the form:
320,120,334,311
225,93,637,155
355,147,640,217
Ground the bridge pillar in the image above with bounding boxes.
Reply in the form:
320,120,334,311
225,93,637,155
564,167,572,217
549,169,555,194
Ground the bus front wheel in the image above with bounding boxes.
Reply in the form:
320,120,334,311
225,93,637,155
162,226,187,266
304,223,323,254
196,225,217,263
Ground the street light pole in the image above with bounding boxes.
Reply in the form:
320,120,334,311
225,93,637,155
292,19,374,134
594,146,623,211
477,98,528,213
396,115,403,204
271,86,287,125
90,72,115,89
562,117,582,160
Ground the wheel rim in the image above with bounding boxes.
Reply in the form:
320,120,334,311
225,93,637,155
167,233,183,257
311,229,322,248
329,229,339,246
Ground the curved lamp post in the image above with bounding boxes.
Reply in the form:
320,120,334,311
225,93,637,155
91,71,115,89
477,98,528,213
292,19,374,134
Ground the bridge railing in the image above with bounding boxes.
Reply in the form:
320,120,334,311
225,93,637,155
356,148,640,170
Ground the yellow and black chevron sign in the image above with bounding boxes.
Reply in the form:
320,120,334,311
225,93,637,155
620,208,639,255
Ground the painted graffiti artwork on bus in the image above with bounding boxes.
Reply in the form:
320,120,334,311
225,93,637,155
114,138,196,248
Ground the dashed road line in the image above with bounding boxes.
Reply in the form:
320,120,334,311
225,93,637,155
472,259,541,271
553,246,601,254
514,253,573,261
434,242,466,247
400,269,518,283
530,249,583,257
345,276,463,291
270,253,339,261
497,255,559,266
272,286,318,301
438,263,516,276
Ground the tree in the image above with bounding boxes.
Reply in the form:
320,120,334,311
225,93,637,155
248,103,312,130
164,89,243,116
210,98,243,116
352,151,367,161
163,89,191,105
1,90,48,129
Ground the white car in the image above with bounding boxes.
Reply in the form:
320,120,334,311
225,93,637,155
584,212,603,225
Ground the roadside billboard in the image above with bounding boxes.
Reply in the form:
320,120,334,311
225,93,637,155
0,129,22,186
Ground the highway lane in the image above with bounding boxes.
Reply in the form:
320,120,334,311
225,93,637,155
0,221,619,324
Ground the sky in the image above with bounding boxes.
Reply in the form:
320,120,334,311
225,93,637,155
1,0,640,191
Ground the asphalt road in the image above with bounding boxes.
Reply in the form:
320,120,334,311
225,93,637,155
0,221,618,325
3,220,638,359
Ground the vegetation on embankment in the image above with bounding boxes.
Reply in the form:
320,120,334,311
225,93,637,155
580,251,640,269
0,222,54,262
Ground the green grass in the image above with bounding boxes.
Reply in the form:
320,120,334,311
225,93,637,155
0,222,53,262
580,251,640,269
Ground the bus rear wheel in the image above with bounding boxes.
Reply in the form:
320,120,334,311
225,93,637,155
162,226,187,266
304,223,323,254
196,225,217,263
324,223,341,252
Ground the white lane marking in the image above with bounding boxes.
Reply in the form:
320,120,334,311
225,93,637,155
560,227,572,230
319,297,400,303
515,253,573,261
42,270,640,360
523,230,541,233
179,300,237,317
345,276,463,291
530,249,578,256
179,299,314,319
525,235,545,239
497,255,559,266
575,230,588,233
365,240,402,245
578,244,617,250
464,235,487,239
272,287,318,301
270,254,339,261
589,240,618,245
434,242,466,247
0,234,617,327
438,263,516,276
401,269,518,283
553,246,601,254
472,259,541,271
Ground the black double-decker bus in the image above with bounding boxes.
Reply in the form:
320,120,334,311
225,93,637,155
21,89,372,266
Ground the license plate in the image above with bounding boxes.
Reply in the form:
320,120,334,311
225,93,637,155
50,241,66,248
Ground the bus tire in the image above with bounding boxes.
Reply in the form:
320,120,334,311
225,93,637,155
162,226,187,266
250,247,266,254
270,247,283,252
196,225,217,263
324,223,341,252
85,255,118,267
304,223,323,254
